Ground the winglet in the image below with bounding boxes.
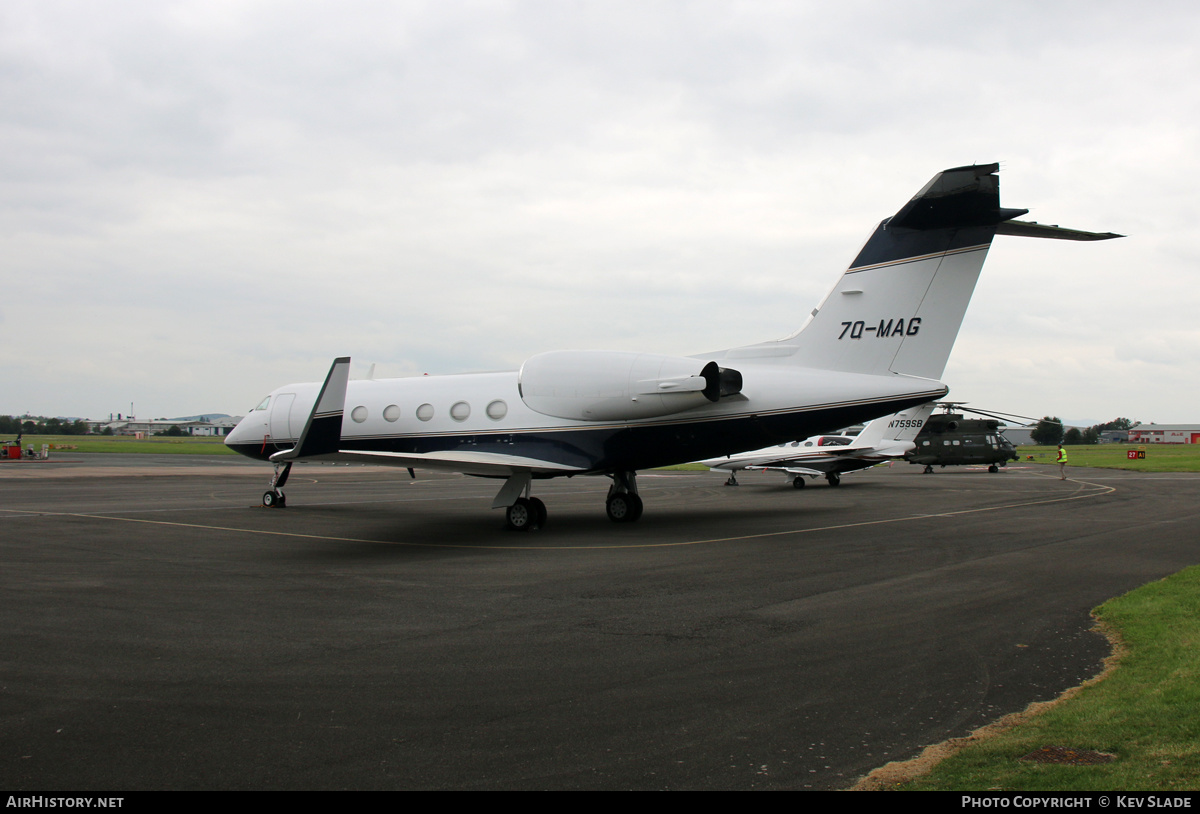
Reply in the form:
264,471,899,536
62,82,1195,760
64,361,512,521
270,357,351,462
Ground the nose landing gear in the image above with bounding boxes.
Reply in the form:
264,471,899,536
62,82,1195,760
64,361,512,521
263,462,291,508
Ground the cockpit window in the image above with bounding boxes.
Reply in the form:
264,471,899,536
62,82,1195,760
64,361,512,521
254,396,271,411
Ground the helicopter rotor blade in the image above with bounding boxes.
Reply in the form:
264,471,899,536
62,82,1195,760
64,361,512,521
933,402,1063,427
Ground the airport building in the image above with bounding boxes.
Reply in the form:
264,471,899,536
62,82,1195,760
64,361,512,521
1127,425,1200,444
85,417,240,437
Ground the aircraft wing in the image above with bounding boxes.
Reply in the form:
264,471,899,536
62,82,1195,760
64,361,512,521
783,458,876,476
332,449,587,477
730,458,885,479
775,465,825,476
819,439,916,460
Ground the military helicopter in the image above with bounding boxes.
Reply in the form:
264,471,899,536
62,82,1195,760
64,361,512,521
907,403,1028,473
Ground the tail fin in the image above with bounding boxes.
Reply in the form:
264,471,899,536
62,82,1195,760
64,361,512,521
718,164,1119,380
787,163,1021,380
855,400,938,447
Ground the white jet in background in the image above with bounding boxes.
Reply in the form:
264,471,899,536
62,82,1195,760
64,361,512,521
701,402,937,488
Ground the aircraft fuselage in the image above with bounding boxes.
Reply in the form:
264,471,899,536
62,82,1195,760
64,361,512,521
226,365,945,475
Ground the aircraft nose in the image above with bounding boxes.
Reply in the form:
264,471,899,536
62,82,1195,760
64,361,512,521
225,414,253,447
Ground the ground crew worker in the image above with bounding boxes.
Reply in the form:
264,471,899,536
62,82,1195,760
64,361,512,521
1056,443,1068,480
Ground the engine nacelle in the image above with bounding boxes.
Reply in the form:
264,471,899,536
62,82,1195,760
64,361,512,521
518,350,741,421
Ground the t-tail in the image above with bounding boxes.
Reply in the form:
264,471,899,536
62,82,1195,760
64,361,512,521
852,401,937,450
715,163,1121,380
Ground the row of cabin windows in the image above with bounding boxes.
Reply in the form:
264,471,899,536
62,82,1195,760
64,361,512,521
252,396,510,424
349,399,509,424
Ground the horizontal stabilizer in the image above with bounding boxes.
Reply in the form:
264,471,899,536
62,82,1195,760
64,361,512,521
996,220,1124,241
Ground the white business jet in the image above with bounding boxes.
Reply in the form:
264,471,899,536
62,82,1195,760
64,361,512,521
225,163,1119,529
700,401,937,488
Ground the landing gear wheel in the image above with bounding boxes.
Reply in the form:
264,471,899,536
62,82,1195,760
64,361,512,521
262,490,285,508
606,492,644,523
529,497,547,529
825,472,841,487
506,498,537,532
923,465,934,474
988,464,999,473
724,475,739,486
792,476,806,489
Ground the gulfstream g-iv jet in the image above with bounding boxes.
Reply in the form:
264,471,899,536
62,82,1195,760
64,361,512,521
225,163,1120,529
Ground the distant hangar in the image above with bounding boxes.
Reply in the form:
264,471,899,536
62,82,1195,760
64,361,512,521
1128,425,1200,444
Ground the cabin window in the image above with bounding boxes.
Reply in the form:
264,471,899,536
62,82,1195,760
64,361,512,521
486,400,508,420
417,403,435,421
383,404,401,422
351,406,368,423
450,401,471,422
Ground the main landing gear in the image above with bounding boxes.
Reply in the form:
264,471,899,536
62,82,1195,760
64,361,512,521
724,472,739,486
825,472,841,487
492,470,645,531
605,471,643,523
492,472,548,532
505,496,547,532
263,462,291,508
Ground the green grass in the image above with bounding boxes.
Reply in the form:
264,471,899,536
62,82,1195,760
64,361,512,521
880,566,1200,791
10,436,1200,470
5,434,237,455
1019,444,1200,473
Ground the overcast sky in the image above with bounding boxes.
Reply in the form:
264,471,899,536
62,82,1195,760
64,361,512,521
3,1,1196,425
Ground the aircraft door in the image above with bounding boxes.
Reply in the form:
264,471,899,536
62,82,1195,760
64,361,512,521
270,393,296,442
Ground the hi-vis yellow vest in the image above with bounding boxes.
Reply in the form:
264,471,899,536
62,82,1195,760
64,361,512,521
1057,447,1068,463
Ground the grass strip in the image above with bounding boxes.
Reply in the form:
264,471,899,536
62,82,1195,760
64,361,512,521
859,566,1200,791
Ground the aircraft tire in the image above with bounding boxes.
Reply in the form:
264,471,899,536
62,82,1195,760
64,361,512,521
826,473,841,487
626,493,643,522
988,464,999,473
606,492,643,523
529,497,548,529
792,477,805,489
506,498,536,532
262,490,285,508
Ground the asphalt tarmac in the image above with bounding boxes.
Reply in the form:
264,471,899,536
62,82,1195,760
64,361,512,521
3,454,1199,790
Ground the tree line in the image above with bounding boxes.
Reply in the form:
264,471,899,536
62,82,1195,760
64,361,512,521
1,415,90,436
1030,417,1138,446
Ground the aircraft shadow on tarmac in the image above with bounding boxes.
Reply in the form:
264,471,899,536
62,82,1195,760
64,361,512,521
236,472,1039,560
